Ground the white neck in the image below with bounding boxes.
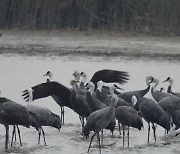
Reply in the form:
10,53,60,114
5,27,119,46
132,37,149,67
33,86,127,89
48,73,53,81
152,78,159,90
87,82,95,95
81,73,87,83
169,78,174,87
109,85,115,97
110,94,118,108
97,81,103,92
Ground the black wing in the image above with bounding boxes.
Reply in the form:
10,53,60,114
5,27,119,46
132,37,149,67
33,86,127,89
90,69,129,87
22,81,72,109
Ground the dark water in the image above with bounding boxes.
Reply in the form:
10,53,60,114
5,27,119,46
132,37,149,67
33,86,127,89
0,50,180,154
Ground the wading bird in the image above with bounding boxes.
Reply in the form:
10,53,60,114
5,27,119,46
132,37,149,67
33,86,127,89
117,76,151,104
163,77,180,98
22,69,129,124
134,96,171,142
26,87,61,145
0,92,31,150
86,82,116,135
70,79,90,130
43,70,65,124
115,96,143,147
83,89,118,153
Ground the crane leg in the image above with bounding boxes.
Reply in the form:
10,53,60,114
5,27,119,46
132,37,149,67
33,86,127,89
87,132,97,153
5,125,9,150
60,107,65,124
101,129,103,145
118,122,121,135
16,125,22,146
123,125,125,147
148,122,150,142
38,128,42,144
127,126,129,147
152,123,156,142
97,131,101,153
41,128,46,146
11,125,16,146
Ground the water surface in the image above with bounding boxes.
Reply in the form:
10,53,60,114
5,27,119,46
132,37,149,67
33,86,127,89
0,44,180,154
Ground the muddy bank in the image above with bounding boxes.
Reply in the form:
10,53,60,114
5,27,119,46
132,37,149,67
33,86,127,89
0,30,180,57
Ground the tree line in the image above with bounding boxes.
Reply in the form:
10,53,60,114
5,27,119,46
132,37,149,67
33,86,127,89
0,0,179,35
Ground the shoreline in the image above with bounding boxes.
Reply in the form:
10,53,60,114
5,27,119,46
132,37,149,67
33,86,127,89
0,29,180,56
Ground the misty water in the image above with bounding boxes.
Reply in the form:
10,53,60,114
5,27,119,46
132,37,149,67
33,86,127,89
0,38,180,154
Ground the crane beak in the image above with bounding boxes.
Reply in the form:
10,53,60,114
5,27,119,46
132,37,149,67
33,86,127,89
162,79,168,83
43,73,48,76
113,84,124,90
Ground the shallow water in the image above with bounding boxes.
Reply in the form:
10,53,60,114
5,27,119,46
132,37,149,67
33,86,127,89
0,40,180,153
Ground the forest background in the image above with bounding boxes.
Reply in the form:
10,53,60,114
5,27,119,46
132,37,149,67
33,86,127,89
0,0,179,35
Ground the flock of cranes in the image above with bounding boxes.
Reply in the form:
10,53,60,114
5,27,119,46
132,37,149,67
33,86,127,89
0,68,180,153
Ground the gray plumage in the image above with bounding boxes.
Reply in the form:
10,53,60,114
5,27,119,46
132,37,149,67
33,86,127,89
115,96,143,147
148,76,177,102
86,82,116,134
158,96,180,118
117,76,150,103
134,97,171,142
83,91,118,153
171,109,180,130
27,104,61,145
70,80,90,129
95,81,132,107
26,88,61,145
0,96,31,150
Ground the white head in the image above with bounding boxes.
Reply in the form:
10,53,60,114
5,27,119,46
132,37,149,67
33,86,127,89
146,76,153,85
43,70,53,82
97,80,104,91
80,71,87,83
163,77,174,86
72,70,81,81
86,82,95,94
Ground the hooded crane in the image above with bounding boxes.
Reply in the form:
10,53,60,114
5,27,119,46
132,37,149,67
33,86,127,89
0,93,31,150
147,76,177,102
148,76,180,116
95,80,132,107
43,70,65,124
115,96,143,147
22,69,129,123
80,71,123,95
134,96,171,142
83,89,118,153
11,110,40,146
26,87,61,145
72,70,87,95
117,76,151,104
22,81,73,123
70,79,90,130
85,82,116,135
27,104,61,145
163,77,180,98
